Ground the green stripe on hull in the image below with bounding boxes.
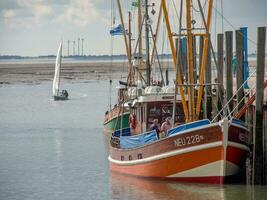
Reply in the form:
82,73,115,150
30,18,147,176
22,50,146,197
104,113,130,132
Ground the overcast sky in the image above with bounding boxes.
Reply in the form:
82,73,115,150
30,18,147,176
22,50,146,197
0,0,266,56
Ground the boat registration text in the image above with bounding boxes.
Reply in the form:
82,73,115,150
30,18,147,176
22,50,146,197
174,134,204,147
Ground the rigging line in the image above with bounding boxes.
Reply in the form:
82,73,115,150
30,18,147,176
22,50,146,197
205,82,224,119
212,69,257,122
132,16,146,60
161,11,166,70
171,0,180,28
149,24,165,86
192,0,208,13
214,0,217,50
213,6,257,46
172,0,184,127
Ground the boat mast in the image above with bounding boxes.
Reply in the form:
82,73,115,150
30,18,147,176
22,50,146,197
128,11,134,84
185,0,195,121
145,0,151,86
172,0,184,127
195,0,214,119
161,0,189,122
150,2,162,67
138,0,143,81
116,0,134,84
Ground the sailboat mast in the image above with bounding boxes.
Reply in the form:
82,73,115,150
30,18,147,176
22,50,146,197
145,0,151,86
58,43,62,92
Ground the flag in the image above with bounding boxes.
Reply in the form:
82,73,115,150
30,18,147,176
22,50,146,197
110,24,128,36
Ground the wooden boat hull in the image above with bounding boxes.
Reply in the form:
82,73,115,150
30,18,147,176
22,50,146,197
104,106,130,133
109,119,249,184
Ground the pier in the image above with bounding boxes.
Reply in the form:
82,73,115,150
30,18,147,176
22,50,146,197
213,27,266,185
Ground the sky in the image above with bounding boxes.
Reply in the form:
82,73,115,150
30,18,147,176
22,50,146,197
0,0,266,56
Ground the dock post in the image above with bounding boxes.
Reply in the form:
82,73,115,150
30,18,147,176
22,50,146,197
204,43,212,120
176,38,184,84
264,107,267,184
240,27,249,89
236,30,245,120
217,34,224,120
225,31,234,113
253,26,266,185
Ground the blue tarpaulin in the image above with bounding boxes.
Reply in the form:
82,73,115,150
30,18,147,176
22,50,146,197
167,119,211,136
120,130,158,149
113,128,131,137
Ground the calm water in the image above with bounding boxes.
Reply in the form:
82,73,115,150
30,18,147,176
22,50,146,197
0,81,266,200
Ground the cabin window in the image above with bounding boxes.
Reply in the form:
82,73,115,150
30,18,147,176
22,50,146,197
129,155,132,160
138,153,142,159
121,156,124,161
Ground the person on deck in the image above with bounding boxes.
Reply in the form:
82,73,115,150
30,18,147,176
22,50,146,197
129,114,141,135
150,119,160,138
161,117,172,137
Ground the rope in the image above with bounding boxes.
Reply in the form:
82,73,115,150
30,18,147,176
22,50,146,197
212,6,257,46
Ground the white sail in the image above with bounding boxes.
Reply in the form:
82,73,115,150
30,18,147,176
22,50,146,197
52,42,62,96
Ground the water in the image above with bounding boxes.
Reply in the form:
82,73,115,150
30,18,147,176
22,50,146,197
0,81,266,200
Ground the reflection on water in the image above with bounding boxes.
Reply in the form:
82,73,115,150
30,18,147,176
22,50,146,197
110,173,267,200
110,173,225,200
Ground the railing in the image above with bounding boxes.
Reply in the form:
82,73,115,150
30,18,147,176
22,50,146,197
212,69,257,122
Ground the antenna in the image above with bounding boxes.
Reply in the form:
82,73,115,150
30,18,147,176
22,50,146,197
78,37,80,56
81,38,84,56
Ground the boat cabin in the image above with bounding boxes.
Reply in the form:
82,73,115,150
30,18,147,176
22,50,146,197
127,85,187,133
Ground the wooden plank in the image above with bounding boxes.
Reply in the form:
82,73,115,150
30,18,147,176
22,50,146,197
225,31,233,112
217,34,224,120
204,43,212,120
236,30,245,120
253,26,266,185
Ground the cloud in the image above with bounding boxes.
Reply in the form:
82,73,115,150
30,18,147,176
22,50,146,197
57,0,100,27
2,0,52,28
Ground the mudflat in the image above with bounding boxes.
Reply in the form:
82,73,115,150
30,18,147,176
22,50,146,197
0,60,266,85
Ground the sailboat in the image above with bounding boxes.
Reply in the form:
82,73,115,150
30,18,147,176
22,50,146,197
107,0,250,184
52,42,69,101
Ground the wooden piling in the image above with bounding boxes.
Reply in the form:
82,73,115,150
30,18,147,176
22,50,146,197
236,30,245,120
225,31,234,113
176,38,183,84
165,69,169,85
204,43,212,120
217,34,224,119
264,107,267,184
253,26,266,185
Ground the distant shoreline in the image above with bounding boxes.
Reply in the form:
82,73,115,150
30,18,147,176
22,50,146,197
0,53,264,61
0,59,266,86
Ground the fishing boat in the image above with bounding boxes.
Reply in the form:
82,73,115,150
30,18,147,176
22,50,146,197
104,84,130,133
107,0,251,184
52,42,69,101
